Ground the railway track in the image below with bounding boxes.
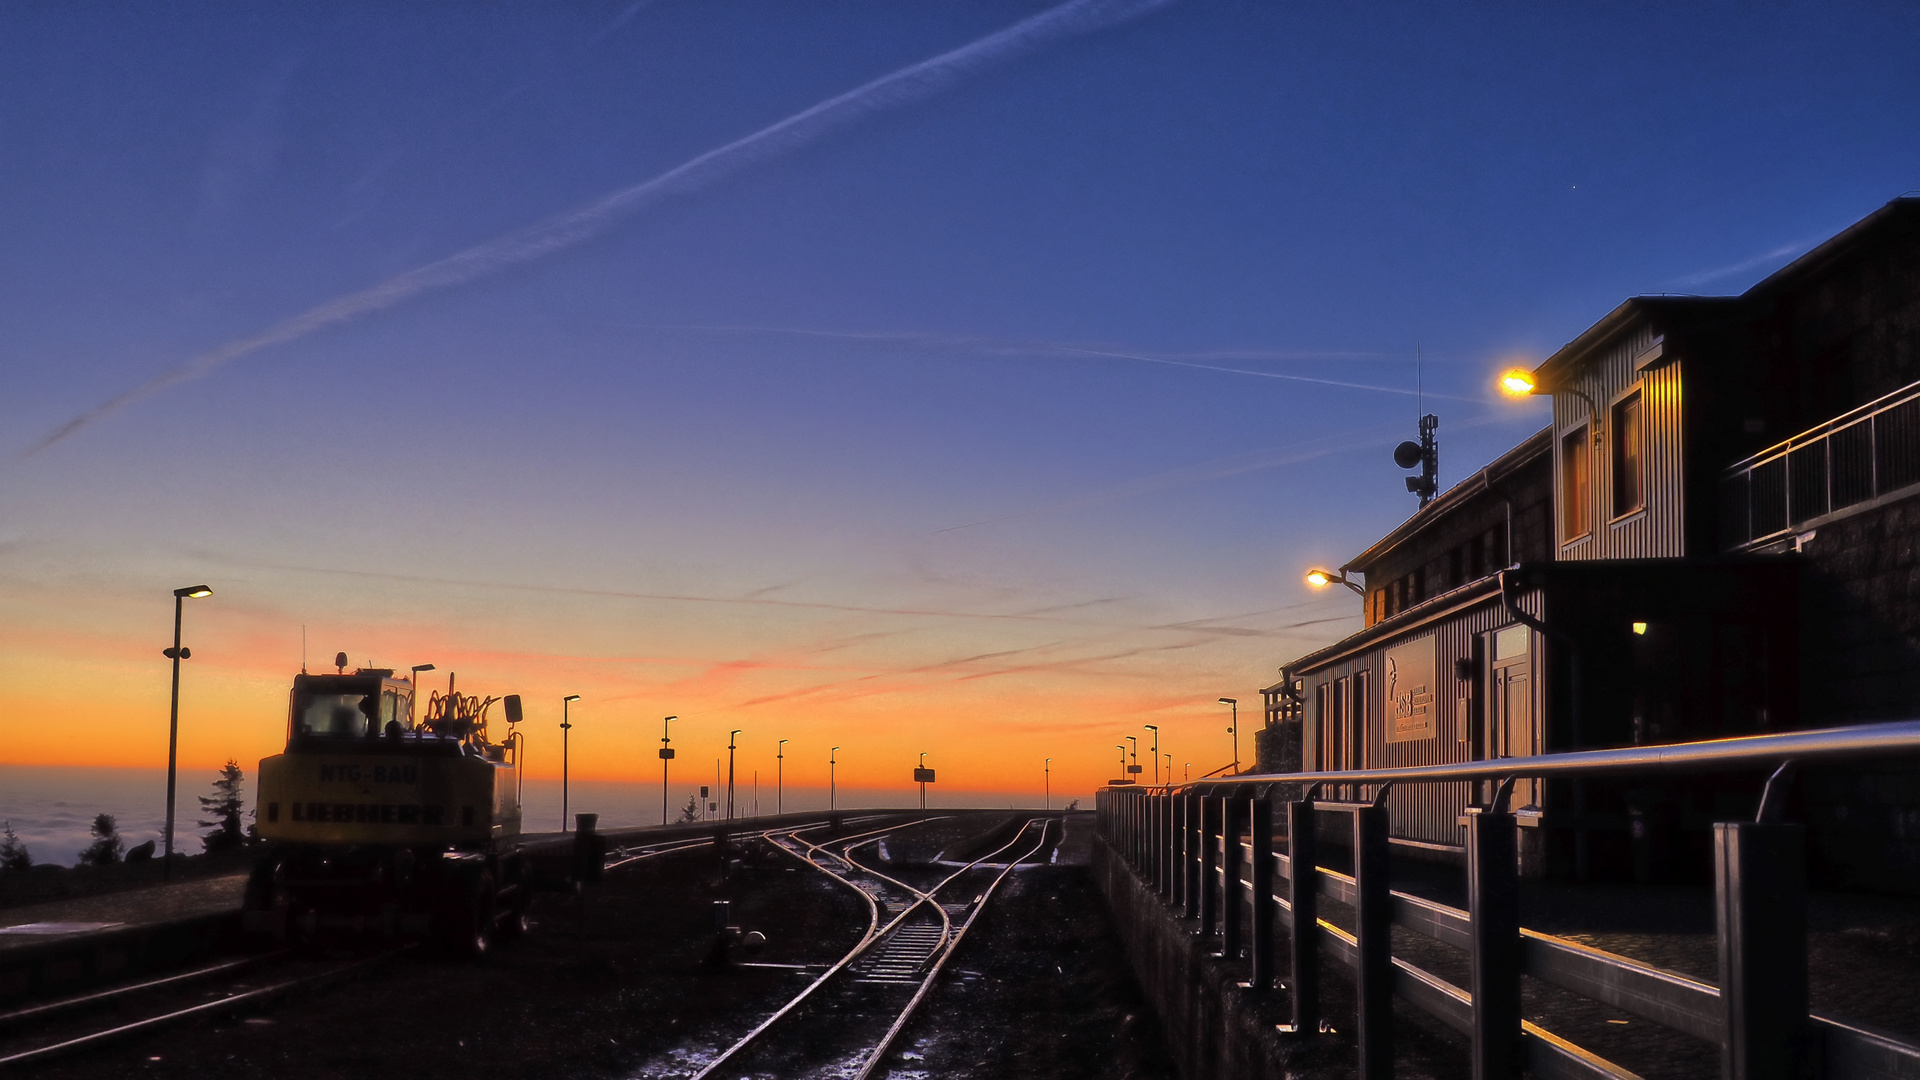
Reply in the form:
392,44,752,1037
680,814,1058,1080
0,945,409,1069
0,816,902,1073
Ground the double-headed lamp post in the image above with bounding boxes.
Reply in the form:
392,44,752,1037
659,715,677,825
560,695,581,831
1219,697,1239,774
162,585,212,881
1144,724,1160,785
830,747,840,811
777,738,788,815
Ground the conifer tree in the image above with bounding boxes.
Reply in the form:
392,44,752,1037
198,760,247,854
78,813,123,866
0,821,29,872
677,793,701,823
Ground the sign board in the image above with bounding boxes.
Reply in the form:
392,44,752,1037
658,747,675,759
699,785,709,798
1127,764,1142,774
913,767,936,783
1384,636,1437,743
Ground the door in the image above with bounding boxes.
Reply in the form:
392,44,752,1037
1487,624,1537,809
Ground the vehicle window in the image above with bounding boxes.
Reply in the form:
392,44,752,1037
298,693,375,737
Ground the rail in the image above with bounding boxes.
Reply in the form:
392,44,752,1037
1718,376,1920,549
1097,718,1920,1080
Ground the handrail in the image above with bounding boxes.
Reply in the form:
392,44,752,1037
1148,718,1920,790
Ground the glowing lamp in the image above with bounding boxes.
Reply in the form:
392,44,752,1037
1305,569,1332,588
1499,369,1538,397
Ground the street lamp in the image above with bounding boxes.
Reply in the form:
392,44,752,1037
560,695,581,832
1126,735,1138,781
1144,724,1160,785
161,584,211,881
727,729,742,822
408,664,435,725
1500,366,1601,446
777,738,788,815
1219,697,1239,774
1305,568,1364,595
1044,758,1051,811
659,715,677,825
1116,745,1127,782
830,747,840,811
1185,762,1191,783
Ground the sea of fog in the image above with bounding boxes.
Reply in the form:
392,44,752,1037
0,764,1074,867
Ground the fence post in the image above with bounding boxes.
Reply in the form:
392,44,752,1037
1468,809,1521,1080
1160,793,1173,899
1355,803,1393,1080
1185,792,1203,919
1220,795,1246,960
1200,795,1221,939
1246,796,1275,990
1282,797,1319,1033
1715,821,1809,1080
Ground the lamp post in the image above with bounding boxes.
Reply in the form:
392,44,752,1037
1126,735,1139,781
1219,697,1239,774
1116,745,1126,781
1184,761,1191,783
560,695,581,831
659,715,677,825
1044,758,1051,811
161,585,211,881
1144,724,1160,785
830,747,840,811
408,664,434,726
917,752,929,813
776,738,788,815
727,729,741,822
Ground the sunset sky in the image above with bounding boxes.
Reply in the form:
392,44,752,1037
3,1,1917,810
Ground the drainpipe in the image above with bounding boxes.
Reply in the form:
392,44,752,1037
1497,567,1592,880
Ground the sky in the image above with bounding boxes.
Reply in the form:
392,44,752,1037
2,0,1917,811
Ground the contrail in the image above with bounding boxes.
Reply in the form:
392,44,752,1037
9,0,1173,464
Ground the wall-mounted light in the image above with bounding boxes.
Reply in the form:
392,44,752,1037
1305,568,1364,595
1631,621,1648,636
1497,367,1601,446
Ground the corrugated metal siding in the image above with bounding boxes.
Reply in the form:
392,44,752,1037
1299,590,1543,848
1555,319,1687,560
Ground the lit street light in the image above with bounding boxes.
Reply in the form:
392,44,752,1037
1305,568,1364,594
830,747,840,811
1219,697,1239,774
659,715,677,825
1126,735,1139,780
560,695,581,831
777,738,788,815
1144,724,1160,785
162,584,211,881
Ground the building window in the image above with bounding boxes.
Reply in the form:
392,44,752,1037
1613,391,1644,516
1561,426,1591,539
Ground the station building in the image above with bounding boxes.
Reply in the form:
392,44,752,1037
1262,197,1920,888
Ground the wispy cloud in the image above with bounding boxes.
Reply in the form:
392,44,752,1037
1669,239,1812,289
8,0,1174,465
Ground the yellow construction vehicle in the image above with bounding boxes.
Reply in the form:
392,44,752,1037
245,656,529,955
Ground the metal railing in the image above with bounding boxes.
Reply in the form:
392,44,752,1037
1097,720,1920,1080
1720,378,1920,549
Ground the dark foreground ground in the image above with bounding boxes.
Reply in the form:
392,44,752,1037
20,813,1177,1080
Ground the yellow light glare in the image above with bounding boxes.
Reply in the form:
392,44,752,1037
1631,621,1648,636
1305,569,1333,588
1499,369,1538,397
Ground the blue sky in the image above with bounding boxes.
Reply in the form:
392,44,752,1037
2,0,1916,798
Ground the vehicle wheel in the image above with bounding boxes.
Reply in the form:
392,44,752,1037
443,872,496,958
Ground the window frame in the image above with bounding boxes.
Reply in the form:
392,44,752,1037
1560,423,1592,542
1611,388,1646,519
